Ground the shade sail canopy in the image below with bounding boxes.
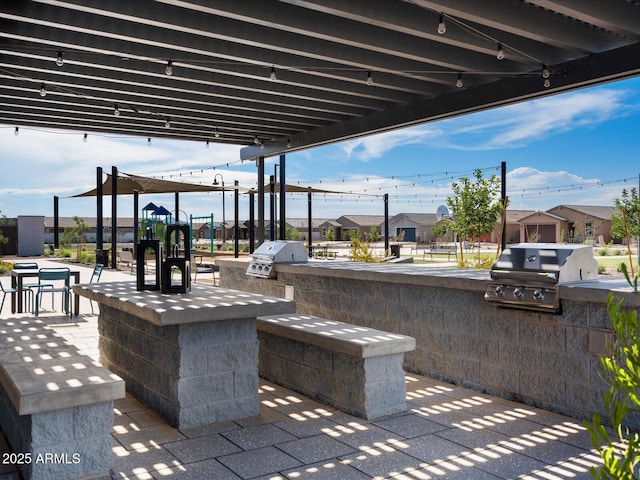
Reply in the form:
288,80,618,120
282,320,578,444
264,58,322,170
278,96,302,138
72,172,232,197
2,1,639,162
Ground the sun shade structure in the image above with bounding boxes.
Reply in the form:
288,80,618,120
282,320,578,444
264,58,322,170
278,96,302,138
71,172,230,197
2,1,639,161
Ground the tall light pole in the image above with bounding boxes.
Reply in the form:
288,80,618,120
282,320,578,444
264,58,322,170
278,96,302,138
213,174,225,243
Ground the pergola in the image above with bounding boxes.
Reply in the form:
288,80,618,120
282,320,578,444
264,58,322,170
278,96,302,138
2,1,640,256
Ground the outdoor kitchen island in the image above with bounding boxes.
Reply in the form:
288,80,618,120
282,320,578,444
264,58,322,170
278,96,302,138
74,281,295,428
218,256,640,428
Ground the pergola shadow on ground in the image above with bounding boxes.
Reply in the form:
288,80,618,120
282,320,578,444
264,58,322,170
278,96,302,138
0,260,604,480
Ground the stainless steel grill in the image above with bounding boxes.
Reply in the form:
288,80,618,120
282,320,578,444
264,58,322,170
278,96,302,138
484,244,598,313
246,241,308,279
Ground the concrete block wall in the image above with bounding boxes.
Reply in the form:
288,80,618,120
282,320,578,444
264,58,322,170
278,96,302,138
258,331,407,419
0,382,113,480
98,304,259,428
219,260,639,427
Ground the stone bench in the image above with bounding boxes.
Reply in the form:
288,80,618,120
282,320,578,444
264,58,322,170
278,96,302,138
257,313,415,419
0,317,125,480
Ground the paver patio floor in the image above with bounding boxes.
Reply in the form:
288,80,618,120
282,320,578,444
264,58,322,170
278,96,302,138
0,262,603,479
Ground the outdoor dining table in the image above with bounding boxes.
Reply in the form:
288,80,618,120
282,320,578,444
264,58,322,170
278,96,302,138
10,268,81,315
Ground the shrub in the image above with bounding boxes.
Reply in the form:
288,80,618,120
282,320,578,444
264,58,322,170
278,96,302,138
597,248,608,256
350,237,378,263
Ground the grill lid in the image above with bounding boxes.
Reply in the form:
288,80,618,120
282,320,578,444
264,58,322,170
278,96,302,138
246,241,308,278
490,243,598,284
485,243,598,313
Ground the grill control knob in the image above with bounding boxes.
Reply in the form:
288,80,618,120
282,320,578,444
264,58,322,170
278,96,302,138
513,288,523,298
495,285,504,296
533,289,544,300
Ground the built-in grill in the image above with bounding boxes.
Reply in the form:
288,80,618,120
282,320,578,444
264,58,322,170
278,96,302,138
484,244,598,313
246,240,308,279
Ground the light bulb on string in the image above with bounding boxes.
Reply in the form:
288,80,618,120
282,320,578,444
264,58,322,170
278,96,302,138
165,59,173,76
14,127,19,136
39,82,46,97
437,14,446,34
56,50,64,66
496,44,504,60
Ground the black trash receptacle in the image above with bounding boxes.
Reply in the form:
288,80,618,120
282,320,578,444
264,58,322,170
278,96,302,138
95,249,109,266
390,244,400,257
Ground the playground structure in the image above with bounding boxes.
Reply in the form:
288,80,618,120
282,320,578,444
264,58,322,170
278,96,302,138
139,203,215,257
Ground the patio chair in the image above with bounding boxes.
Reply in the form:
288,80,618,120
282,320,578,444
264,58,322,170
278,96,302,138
35,267,72,317
0,281,18,314
89,264,103,314
117,250,135,274
192,255,219,286
12,262,42,310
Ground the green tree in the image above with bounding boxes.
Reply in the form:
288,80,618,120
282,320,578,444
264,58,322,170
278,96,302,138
0,211,13,251
610,187,640,277
325,227,334,241
431,224,447,242
368,226,381,242
61,216,89,262
285,227,300,240
445,169,504,262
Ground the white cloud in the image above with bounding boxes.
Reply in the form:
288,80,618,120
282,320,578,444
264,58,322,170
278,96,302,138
440,88,629,150
340,125,443,160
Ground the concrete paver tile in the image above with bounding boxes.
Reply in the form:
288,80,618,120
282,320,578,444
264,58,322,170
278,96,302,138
152,458,241,480
277,434,357,464
373,412,449,438
222,423,297,450
113,423,187,450
164,434,242,464
111,444,182,479
275,415,344,439
281,459,371,479
338,447,427,479
179,420,241,439
218,446,302,478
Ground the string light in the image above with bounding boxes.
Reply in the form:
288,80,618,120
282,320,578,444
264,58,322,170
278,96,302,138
366,71,373,85
214,127,220,138
147,137,151,146
165,118,170,128
205,140,209,148
14,127,18,136
39,82,46,97
56,50,64,67
456,73,463,88
269,66,277,81
83,133,87,142
496,43,504,60
437,14,446,34
165,59,173,76
113,104,120,116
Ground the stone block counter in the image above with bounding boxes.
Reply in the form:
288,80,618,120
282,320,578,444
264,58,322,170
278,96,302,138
74,281,295,428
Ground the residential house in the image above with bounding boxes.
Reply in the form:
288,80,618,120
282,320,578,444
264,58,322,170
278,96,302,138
387,213,440,243
517,211,568,243
546,205,617,244
491,210,535,245
334,215,385,241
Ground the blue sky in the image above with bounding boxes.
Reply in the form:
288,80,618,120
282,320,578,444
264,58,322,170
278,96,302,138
1,76,639,222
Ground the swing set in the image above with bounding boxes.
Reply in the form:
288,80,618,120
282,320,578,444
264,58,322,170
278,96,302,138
189,214,215,256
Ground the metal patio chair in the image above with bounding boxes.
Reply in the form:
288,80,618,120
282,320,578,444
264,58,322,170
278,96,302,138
0,281,18,315
89,264,104,314
35,267,72,317
12,262,41,312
